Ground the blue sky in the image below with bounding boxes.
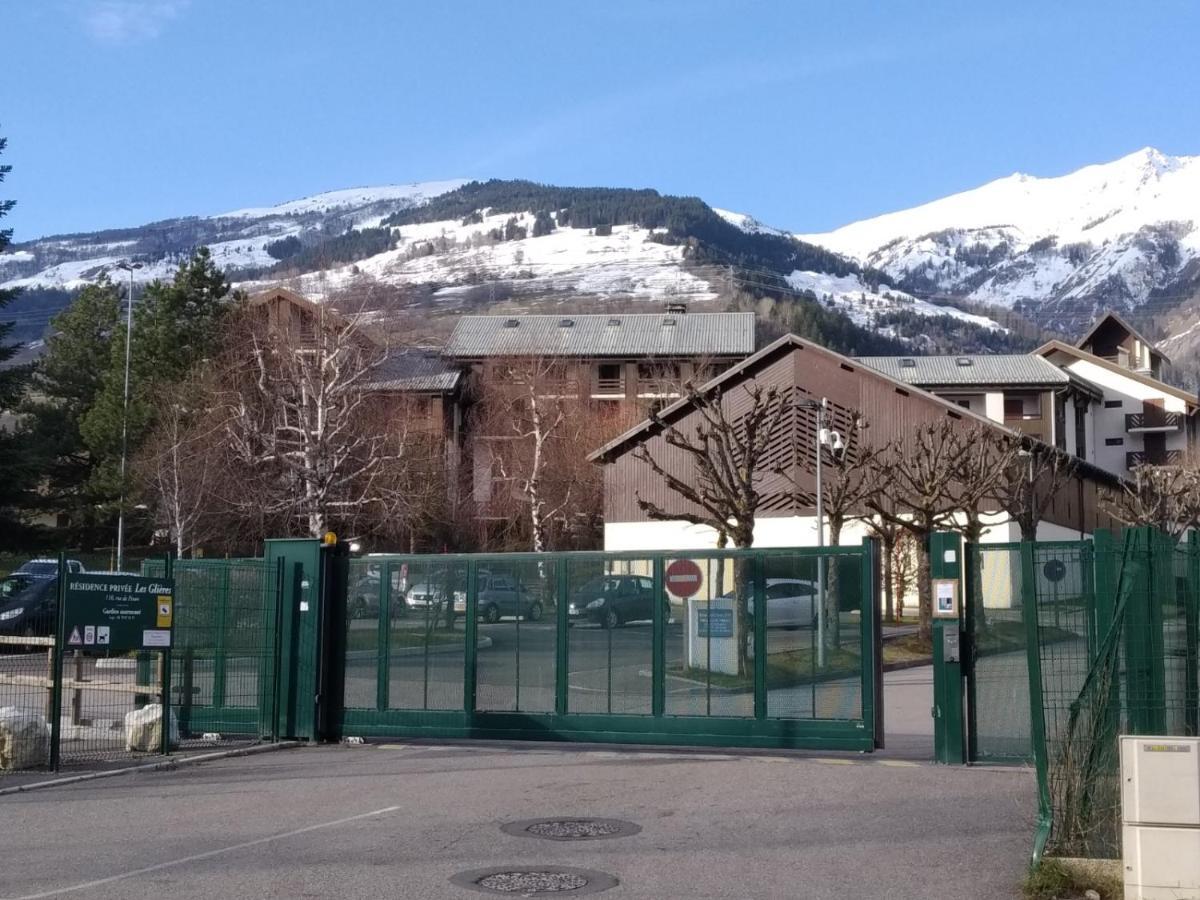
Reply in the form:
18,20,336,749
5,1,1199,241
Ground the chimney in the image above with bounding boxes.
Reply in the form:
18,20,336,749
665,302,688,314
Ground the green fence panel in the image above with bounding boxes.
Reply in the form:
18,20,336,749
332,543,879,753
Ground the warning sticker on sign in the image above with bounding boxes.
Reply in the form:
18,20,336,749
156,596,173,628
67,626,82,646
96,626,110,645
83,625,95,645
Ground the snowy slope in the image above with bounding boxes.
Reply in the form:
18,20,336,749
798,147,1200,330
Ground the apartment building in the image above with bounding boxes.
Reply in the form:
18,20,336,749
860,313,1197,479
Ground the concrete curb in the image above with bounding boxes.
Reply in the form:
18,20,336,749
0,740,303,797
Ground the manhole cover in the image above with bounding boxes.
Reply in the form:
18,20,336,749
500,817,641,842
451,866,618,896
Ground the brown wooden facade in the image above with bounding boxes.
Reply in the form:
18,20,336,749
592,335,1123,536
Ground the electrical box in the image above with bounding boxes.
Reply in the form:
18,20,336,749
1121,736,1200,900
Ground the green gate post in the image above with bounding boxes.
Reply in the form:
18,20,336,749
376,562,391,712
555,560,569,716
962,542,979,763
862,537,883,749
1091,530,1121,756
161,553,174,755
48,553,67,771
651,557,665,718
1123,528,1165,734
1186,532,1199,737
931,532,966,764
317,540,349,742
263,538,323,741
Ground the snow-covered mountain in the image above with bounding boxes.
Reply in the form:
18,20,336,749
1,178,1007,357
799,148,1200,344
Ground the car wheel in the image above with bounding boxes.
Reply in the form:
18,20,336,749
22,625,38,654
483,604,501,625
526,602,543,622
603,608,620,630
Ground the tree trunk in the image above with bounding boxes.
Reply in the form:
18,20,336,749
824,518,843,650
881,532,895,624
916,535,933,643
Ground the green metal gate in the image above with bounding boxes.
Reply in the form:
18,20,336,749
331,542,882,752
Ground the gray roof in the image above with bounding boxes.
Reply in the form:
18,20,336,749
367,349,461,393
856,354,1076,389
444,313,756,359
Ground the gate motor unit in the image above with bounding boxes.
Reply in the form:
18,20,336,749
1121,735,1200,899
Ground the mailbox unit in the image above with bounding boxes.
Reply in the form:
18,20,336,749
1121,736,1200,900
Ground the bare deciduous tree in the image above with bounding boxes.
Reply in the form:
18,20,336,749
867,419,974,642
989,435,1080,542
214,309,410,539
1103,463,1200,541
136,375,226,557
632,381,786,676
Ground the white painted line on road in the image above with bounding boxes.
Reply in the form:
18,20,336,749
875,760,920,767
811,757,856,766
1,805,403,900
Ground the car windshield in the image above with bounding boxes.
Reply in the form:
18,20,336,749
15,561,57,576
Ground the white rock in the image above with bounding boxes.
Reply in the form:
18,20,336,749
124,704,179,752
0,707,50,770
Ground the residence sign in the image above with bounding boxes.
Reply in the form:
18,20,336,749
62,574,175,652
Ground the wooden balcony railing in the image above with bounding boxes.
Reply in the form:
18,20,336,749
1126,449,1184,469
1125,411,1183,432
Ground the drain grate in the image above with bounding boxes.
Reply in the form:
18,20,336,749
451,866,618,896
500,817,641,842
480,871,587,892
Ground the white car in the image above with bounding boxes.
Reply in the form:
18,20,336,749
721,578,818,628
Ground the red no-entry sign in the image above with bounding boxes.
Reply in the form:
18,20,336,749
665,558,704,598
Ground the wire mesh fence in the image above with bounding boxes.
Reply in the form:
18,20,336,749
0,556,281,777
146,558,281,753
1025,530,1200,860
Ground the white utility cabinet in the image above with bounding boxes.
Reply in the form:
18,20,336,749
1121,736,1200,900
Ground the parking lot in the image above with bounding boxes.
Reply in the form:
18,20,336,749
0,740,1032,899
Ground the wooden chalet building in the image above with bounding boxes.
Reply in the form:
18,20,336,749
590,334,1124,553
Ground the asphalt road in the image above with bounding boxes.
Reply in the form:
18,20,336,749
0,742,1034,900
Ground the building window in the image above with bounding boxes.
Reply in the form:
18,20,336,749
1105,437,1124,447
1074,403,1087,460
955,399,971,409
1003,394,1041,420
1103,399,1122,409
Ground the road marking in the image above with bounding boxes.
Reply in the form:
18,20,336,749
875,760,920,768
811,757,855,766
2,805,403,900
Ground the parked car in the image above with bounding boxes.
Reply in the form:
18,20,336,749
0,576,58,641
452,573,542,624
348,568,410,619
567,575,658,629
718,578,818,629
13,558,85,577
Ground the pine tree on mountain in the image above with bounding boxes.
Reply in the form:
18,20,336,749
0,127,29,406
21,279,123,546
0,126,36,544
81,248,237,508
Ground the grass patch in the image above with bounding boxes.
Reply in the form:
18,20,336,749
346,627,464,652
1022,858,1122,900
673,646,862,690
882,633,931,664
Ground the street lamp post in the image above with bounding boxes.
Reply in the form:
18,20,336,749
113,261,143,572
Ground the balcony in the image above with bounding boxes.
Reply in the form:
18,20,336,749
1125,411,1183,433
1126,449,1185,469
